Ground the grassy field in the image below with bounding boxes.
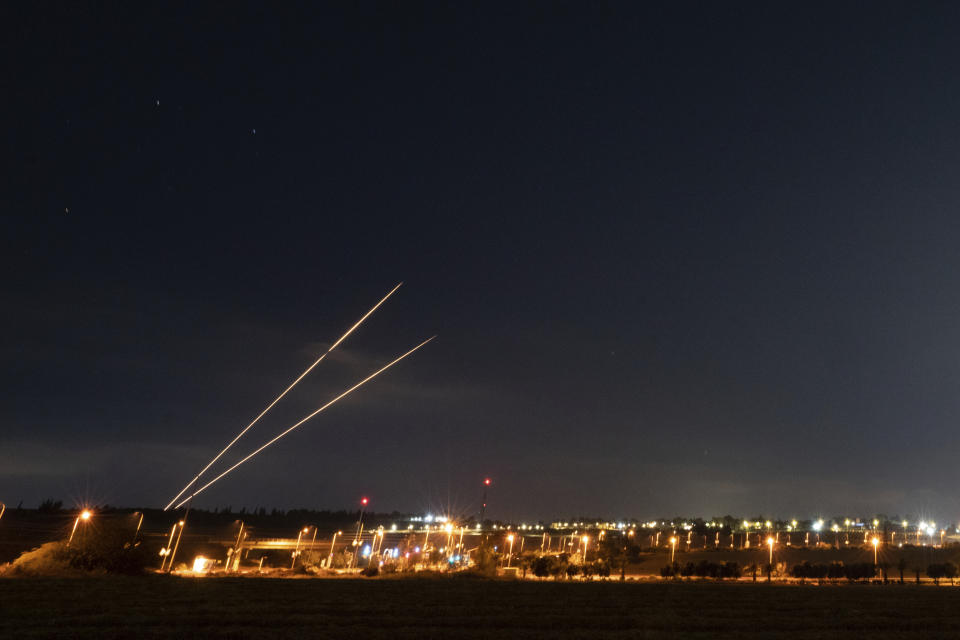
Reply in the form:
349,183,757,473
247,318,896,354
2,575,959,639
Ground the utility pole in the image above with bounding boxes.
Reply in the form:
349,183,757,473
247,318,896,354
479,478,491,525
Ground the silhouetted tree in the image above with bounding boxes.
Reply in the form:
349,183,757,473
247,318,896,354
827,562,845,583
944,562,957,586
596,561,611,578
843,563,875,583
720,562,741,580
471,538,499,577
532,555,552,580
37,499,62,513
878,562,889,584
550,554,569,580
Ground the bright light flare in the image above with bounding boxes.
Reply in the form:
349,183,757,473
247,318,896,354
80,510,92,521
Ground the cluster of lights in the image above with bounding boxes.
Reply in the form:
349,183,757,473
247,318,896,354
409,514,450,523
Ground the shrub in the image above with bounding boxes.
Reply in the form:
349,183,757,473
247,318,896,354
720,562,741,580
827,562,845,582
943,562,957,585
844,563,876,583
550,555,569,581
4,518,151,576
471,538,499,577
581,562,596,580
596,561,611,578
3,542,72,576
532,555,553,579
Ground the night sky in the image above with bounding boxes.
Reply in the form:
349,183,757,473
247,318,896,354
6,2,960,522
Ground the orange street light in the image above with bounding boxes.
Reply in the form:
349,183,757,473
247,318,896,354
68,509,93,546
168,520,186,572
767,536,774,566
132,511,144,545
669,536,677,564
327,530,342,567
159,522,179,571
872,537,879,565
506,533,515,568
291,527,308,569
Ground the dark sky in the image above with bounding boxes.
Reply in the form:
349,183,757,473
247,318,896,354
6,2,960,523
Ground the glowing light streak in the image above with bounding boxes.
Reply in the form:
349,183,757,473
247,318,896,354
174,335,435,508
164,282,403,510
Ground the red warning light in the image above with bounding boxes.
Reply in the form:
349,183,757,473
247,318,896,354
361,497,369,506
483,478,491,486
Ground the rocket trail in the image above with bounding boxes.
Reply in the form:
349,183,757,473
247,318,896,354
163,282,403,511
173,335,435,509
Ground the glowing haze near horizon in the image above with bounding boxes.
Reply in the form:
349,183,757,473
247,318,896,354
6,2,960,523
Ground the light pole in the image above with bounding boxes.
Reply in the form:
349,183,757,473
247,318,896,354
348,498,369,568
423,525,431,566
0,502,5,523
132,511,144,545
506,534,515,568
445,523,454,560
669,536,676,564
67,509,92,546
160,522,178,571
368,529,383,567
168,520,186,572
480,478,491,525
872,537,879,565
292,527,308,569
766,536,775,582
352,497,369,568
327,530,342,567
581,535,589,562
231,521,245,572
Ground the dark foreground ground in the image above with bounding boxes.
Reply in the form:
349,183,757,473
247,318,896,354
2,576,959,639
